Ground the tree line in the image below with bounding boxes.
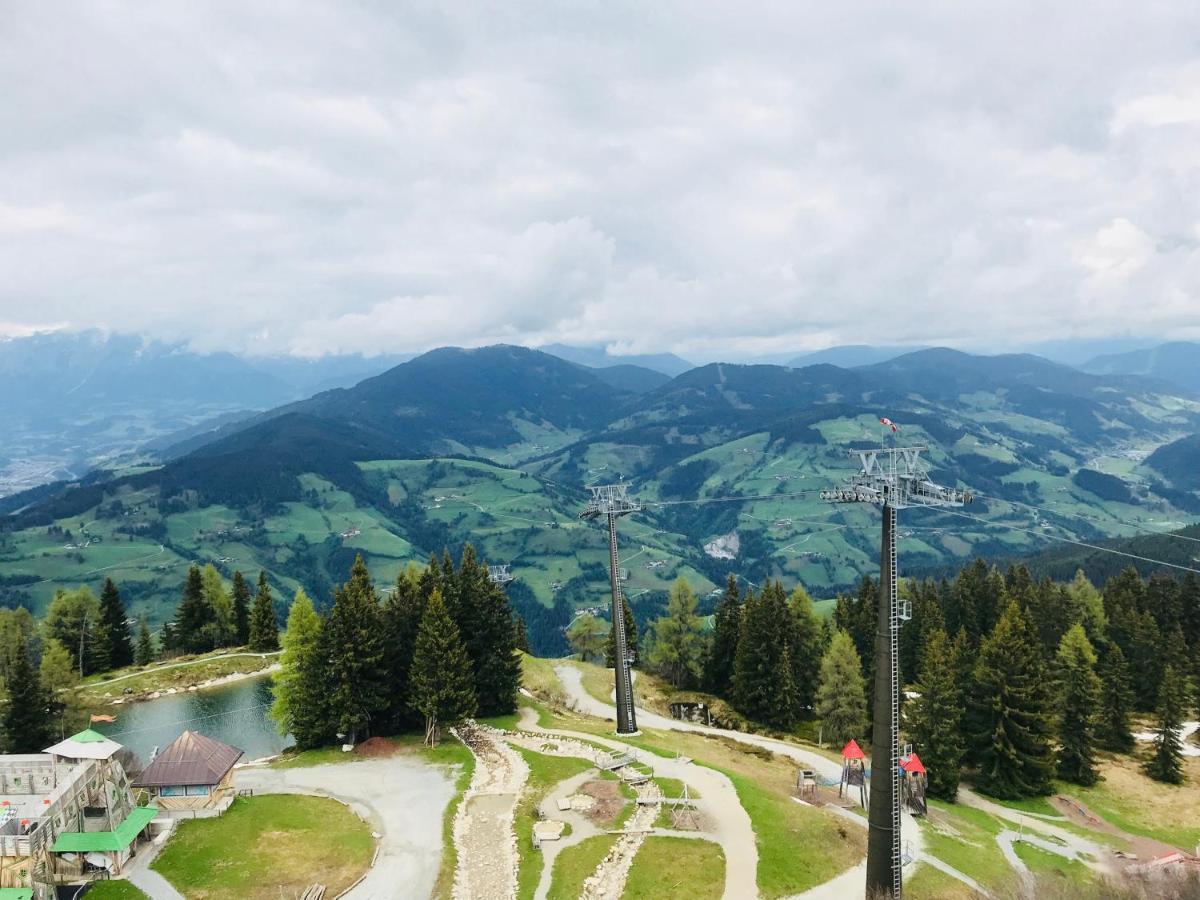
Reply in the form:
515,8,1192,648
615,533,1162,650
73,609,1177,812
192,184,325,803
270,545,522,747
566,561,1199,801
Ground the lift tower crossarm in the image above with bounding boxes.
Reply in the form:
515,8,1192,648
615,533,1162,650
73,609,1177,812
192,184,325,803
822,445,970,900
580,484,640,735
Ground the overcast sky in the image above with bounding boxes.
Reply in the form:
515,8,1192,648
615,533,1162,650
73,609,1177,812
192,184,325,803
3,2,1200,359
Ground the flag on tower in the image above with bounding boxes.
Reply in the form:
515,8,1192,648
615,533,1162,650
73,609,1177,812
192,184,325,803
879,417,898,433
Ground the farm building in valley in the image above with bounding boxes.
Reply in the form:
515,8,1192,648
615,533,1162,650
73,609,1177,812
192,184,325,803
133,731,243,815
0,729,156,897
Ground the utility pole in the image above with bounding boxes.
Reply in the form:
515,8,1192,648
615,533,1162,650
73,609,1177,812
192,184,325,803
580,484,639,735
823,445,970,899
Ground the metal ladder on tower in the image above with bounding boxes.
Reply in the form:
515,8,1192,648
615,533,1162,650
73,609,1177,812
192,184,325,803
608,511,637,732
887,504,903,899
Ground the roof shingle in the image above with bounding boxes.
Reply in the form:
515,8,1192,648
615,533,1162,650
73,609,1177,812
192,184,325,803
133,730,243,787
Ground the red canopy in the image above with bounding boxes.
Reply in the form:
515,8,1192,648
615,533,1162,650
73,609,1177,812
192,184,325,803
901,752,926,774
841,739,865,760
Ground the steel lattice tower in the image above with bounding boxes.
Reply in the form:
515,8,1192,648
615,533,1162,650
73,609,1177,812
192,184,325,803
580,484,640,734
822,446,971,899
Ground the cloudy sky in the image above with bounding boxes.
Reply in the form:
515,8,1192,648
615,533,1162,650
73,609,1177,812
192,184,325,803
3,1,1200,359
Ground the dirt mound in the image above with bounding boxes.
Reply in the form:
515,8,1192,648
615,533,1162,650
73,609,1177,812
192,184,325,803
354,737,397,758
580,779,626,826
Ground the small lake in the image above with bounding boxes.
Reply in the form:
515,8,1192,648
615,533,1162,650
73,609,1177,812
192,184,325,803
93,675,294,765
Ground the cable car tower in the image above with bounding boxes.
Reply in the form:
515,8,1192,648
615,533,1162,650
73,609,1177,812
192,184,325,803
822,445,971,899
580,483,639,735
487,564,515,586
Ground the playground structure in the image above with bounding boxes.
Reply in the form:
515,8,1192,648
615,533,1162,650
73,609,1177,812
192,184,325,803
838,739,867,809
899,751,928,816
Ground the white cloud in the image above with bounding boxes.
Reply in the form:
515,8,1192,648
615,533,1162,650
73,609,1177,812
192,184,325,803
1,1,1199,357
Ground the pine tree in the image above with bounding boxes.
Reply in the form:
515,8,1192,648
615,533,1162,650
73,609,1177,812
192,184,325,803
648,578,705,689
1095,642,1135,753
1144,665,1190,784
232,571,252,646
604,595,639,668
270,589,330,749
134,619,155,666
703,575,741,696
788,584,825,719
177,565,215,653
452,547,521,716
816,630,867,747
1055,625,1101,786
43,587,104,675
514,615,531,654
248,571,279,652
733,588,798,729
905,628,964,802
323,556,387,740
98,578,134,670
39,638,84,736
966,602,1056,799
1,640,54,753
410,589,477,745
381,565,427,731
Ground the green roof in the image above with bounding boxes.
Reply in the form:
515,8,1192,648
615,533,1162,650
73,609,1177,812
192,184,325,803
51,806,158,853
69,728,109,743
0,890,34,900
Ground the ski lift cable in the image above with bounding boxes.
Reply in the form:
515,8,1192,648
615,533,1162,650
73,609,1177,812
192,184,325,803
916,507,1200,576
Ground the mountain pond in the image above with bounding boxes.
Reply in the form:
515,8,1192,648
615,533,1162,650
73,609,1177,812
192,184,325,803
92,674,293,764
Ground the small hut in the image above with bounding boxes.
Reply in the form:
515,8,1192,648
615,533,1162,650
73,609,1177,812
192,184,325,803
839,739,867,808
133,731,243,816
899,752,927,815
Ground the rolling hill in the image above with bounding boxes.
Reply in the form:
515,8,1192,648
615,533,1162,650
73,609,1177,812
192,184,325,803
3,344,1199,655
1082,341,1200,394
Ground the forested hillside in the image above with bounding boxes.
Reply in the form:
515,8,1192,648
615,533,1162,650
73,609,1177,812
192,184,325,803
3,344,1199,656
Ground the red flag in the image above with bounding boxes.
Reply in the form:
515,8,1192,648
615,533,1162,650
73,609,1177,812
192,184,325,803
90,714,117,724
879,417,898,433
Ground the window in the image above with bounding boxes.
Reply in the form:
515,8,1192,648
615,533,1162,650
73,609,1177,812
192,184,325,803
161,786,186,797
185,785,211,796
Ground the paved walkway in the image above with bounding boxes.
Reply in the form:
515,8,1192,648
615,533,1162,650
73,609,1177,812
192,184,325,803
239,754,459,900
123,831,185,900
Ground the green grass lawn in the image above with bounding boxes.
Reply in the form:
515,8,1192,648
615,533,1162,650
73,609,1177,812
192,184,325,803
546,835,619,900
920,800,1012,891
80,649,278,704
514,746,598,900
152,795,374,900
624,836,725,899
1013,840,1093,886
83,882,151,900
904,864,976,900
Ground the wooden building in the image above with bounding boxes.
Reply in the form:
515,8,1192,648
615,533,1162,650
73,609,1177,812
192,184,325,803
133,732,243,816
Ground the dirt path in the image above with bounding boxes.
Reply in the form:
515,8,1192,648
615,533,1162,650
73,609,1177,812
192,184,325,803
514,705,757,897
452,722,529,900
238,754,458,900
580,781,661,900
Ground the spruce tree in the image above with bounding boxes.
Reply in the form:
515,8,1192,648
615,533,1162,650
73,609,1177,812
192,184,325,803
98,578,134,670
604,595,638,668
410,589,477,745
514,615,531,655
703,574,741,696
270,589,330,749
381,565,427,731
1,640,55,753
788,584,825,719
323,556,387,740
232,571,252,645
816,630,867,747
1144,665,1190,784
452,547,521,716
1095,641,1135,753
248,571,279,652
134,619,155,666
733,588,797,729
176,565,215,653
1055,625,1101,786
200,564,236,648
966,601,1056,799
905,628,964,802
647,578,704,689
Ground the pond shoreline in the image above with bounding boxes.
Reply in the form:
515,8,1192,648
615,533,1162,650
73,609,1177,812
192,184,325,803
105,663,282,706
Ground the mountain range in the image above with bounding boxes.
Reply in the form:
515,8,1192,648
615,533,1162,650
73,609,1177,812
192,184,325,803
2,340,1199,655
